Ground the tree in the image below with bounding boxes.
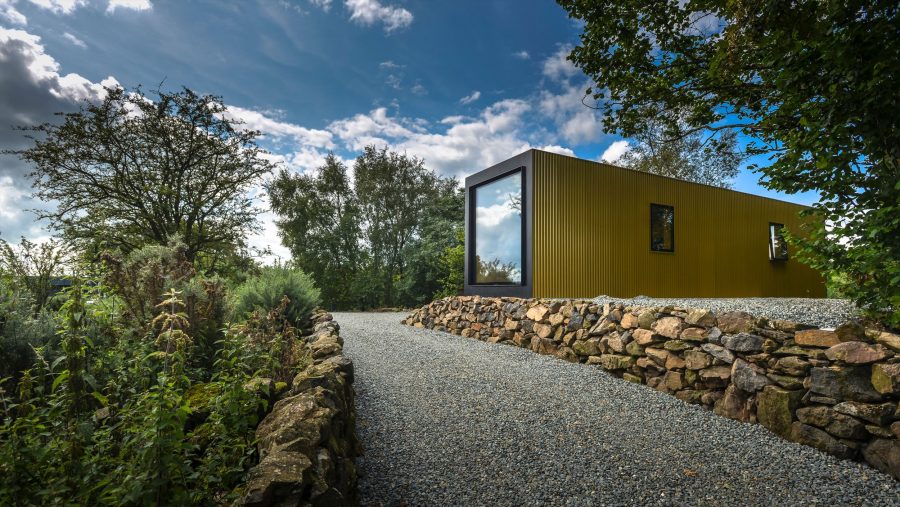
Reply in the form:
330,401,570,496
558,1,900,325
354,146,442,307
0,236,70,312
617,121,742,188
7,87,276,273
267,154,364,309
397,180,464,305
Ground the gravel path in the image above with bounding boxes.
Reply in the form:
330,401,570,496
591,296,858,329
337,312,899,507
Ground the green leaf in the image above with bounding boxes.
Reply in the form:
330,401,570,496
51,370,70,392
91,391,109,406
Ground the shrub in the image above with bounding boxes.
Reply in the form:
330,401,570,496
230,267,320,329
0,281,57,380
101,238,228,369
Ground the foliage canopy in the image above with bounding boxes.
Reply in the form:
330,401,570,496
8,87,276,274
558,0,900,325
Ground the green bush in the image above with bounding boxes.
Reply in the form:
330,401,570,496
230,266,320,329
0,281,57,380
0,284,282,504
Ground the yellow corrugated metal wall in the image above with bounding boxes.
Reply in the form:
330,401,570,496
531,150,826,299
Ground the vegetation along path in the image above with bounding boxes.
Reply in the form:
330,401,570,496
337,312,900,506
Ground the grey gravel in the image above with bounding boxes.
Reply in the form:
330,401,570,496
591,296,859,329
337,312,899,507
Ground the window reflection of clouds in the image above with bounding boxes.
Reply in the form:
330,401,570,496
474,171,522,284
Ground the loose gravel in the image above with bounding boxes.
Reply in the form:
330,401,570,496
337,312,899,507
591,296,858,329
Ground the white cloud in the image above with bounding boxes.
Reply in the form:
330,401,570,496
410,82,426,95
543,45,578,81
0,0,152,22
538,82,603,144
222,105,334,149
344,0,412,32
25,0,87,14
106,0,151,13
308,0,332,11
476,201,515,228
0,0,27,24
600,140,630,164
325,99,539,179
63,31,86,48
513,50,529,60
459,90,480,105
539,144,575,157
0,28,118,104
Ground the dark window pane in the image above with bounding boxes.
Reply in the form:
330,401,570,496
769,223,788,260
473,171,522,284
650,204,674,252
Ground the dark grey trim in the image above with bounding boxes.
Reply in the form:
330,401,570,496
464,150,533,298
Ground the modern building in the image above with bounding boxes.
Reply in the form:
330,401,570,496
463,149,825,299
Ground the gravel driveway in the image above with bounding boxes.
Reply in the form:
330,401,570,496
337,312,899,507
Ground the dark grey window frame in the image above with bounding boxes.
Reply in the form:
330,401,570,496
769,222,789,261
464,150,533,298
650,203,675,253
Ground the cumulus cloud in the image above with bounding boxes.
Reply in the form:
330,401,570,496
344,0,412,32
542,45,579,81
63,31,86,48
538,82,603,145
459,90,480,105
222,104,334,149
513,50,529,60
25,0,88,14
0,27,120,241
539,144,575,157
106,0,152,13
0,0,152,24
0,0,27,24
600,140,630,164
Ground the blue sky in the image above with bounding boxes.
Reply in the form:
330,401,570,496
0,0,818,259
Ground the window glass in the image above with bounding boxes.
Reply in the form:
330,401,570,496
473,171,522,284
650,204,675,252
769,223,788,260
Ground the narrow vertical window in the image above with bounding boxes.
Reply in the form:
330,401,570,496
769,223,788,260
650,204,675,252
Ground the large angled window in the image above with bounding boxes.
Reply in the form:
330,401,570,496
472,170,522,284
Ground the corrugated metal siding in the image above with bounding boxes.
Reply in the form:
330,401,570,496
531,150,826,299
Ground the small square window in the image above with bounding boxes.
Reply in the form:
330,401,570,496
769,223,789,260
650,204,674,252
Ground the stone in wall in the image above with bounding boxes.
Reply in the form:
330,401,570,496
402,296,900,480
242,311,359,506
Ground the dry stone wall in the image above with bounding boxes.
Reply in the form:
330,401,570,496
241,310,360,506
404,296,900,480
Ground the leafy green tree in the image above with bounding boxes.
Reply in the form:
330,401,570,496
354,146,443,307
558,0,899,325
397,180,464,305
267,155,364,309
617,121,743,188
7,87,276,274
0,237,69,313
434,229,465,299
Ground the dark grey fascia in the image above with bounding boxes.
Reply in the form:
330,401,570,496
463,149,533,298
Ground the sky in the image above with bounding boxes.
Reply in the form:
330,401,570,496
0,0,819,261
